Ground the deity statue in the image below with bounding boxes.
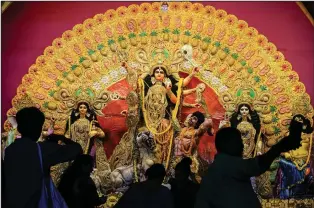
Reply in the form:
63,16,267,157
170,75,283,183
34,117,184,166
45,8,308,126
65,101,107,168
123,60,201,170
220,103,261,159
219,95,273,198
276,114,313,199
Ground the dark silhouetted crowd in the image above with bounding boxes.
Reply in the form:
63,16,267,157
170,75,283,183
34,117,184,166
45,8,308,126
2,107,313,208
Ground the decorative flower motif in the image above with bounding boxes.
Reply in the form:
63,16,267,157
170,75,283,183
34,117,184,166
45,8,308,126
216,10,227,20
294,84,304,93
110,70,119,80
218,86,228,93
204,6,215,16
73,24,85,36
101,76,109,84
53,38,64,48
211,77,220,85
62,30,74,41
226,15,237,25
36,56,46,66
44,46,54,56
273,52,284,62
281,61,292,71
18,86,27,95
105,9,116,21
246,27,257,38
192,3,203,13
169,2,180,11
237,20,248,31
94,14,104,24
23,76,33,84
288,72,298,82
119,67,127,75
29,65,38,74
93,82,102,91
128,4,140,15
201,71,212,80
152,2,161,13
140,3,151,13
182,2,192,11
257,35,267,46
265,43,276,54
83,19,95,30
117,6,127,17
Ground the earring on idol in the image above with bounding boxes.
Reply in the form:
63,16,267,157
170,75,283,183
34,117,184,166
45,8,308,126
86,113,90,118
75,111,79,117
151,77,156,85
247,114,251,120
237,114,242,120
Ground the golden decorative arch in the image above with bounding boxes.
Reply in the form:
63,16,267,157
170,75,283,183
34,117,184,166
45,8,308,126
5,2,313,144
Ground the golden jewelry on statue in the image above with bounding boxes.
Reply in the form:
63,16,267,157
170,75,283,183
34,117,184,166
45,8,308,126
237,116,256,158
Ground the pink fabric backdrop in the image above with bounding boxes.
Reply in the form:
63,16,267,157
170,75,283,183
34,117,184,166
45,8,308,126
2,2,313,128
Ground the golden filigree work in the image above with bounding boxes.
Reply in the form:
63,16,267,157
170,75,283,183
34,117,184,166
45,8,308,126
6,2,312,143
3,2,314,205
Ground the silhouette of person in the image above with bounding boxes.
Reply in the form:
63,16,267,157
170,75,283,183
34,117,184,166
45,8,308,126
58,154,107,208
195,115,310,208
4,107,82,208
169,157,200,208
114,163,174,208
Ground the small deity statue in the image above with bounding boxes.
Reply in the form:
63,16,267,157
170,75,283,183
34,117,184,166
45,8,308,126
65,101,107,168
220,103,261,159
276,114,313,199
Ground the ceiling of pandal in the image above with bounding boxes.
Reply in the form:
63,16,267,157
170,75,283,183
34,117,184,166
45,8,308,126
1,1,313,25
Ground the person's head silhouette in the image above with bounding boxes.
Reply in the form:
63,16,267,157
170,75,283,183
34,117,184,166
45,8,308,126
145,164,166,184
175,157,192,181
16,107,45,141
215,127,243,157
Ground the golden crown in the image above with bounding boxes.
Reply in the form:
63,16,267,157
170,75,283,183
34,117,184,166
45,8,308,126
234,83,256,110
72,85,96,109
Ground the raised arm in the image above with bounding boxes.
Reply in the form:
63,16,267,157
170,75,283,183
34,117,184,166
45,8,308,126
42,135,83,167
183,88,197,96
196,118,213,139
183,67,199,87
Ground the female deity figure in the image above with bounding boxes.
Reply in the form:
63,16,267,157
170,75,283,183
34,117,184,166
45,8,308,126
221,103,261,159
65,102,107,168
123,62,200,168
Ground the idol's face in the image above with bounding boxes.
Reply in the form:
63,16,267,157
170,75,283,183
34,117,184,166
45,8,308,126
79,104,88,116
154,68,165,81
240,106,249,116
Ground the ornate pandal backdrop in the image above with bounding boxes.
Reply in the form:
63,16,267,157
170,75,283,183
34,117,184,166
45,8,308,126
3,2,313,169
